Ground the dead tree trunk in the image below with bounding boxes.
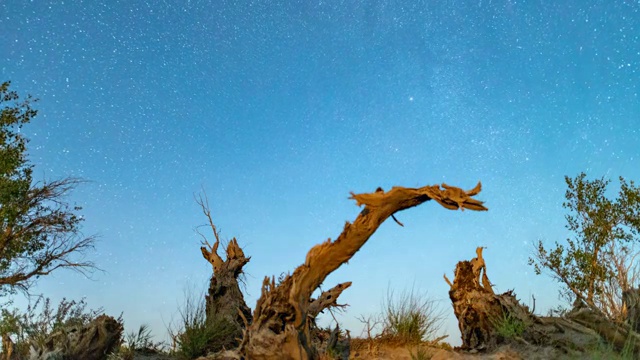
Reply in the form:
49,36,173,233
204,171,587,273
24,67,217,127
29,315,122,360
444,247,536,351
1,334,13,360
196,194,252,353
235,182,488,360
201,238,253,328
445,248,640,356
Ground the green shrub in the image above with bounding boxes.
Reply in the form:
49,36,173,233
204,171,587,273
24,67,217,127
0,296,102,357
107,324,167,360
490,310,527,339
169,289,238,359
381,286,445,344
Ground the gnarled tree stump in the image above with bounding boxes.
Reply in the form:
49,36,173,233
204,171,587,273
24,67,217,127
233,182,488,359
445,247,536,351
196,194,252,354
445,248,640,356
28,315,122,360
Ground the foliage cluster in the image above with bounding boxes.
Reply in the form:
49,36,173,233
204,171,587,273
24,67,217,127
0,81,96,297
530,173,640,320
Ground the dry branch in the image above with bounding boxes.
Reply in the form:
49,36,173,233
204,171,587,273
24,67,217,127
308,282,352,319
448,248,640,356
238,182,487,359
0,177,98,295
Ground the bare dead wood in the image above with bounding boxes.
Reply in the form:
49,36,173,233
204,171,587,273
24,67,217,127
29,315,122,360
448,247,506,350
194,192,252,354
355,314,382,357
1,334,13,360
308,282,352,319
448,248,640,356
443,274,453,288
375,188,404,227
623,288,640,332
196,192,225,273
235,182,487,359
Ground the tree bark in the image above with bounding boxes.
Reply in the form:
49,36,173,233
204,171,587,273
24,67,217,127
196,193,252,354
623,288,640,332
28,315,122,360
446,247,515,351
235,182,487,360
201,238,253,336
1,334,13,360
446,248,640,356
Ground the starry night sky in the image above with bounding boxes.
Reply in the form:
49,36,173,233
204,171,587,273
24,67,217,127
1,0,639,345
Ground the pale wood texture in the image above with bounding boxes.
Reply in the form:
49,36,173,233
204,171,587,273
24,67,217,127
447,248,640,356
236,182,487,359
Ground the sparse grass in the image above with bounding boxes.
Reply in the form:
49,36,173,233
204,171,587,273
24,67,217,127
490,309,527,339
580,341,636,360
107,324,167,360
381,286,445,344
582,320,638,360
410,345,431,360
168,288,238,360
125,324,155,351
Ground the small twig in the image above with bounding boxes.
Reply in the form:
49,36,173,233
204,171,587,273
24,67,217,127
375,187,404,226
444,274,453,288
531,294,536,315
426,334,449,346
391,214,404,227
194,189,222,246
328,307,340,327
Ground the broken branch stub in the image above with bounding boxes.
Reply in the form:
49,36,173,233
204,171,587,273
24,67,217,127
238,182,487,359
201,242,224,273
308,282,352,320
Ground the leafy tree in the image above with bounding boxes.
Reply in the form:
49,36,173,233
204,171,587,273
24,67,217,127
0,80,96,296
529,172,640,319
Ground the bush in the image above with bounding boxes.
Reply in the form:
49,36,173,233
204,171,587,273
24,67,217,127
168,289,238,359
0,296,102,357
107,324,167,360
381,286,445,344
490,310,527,340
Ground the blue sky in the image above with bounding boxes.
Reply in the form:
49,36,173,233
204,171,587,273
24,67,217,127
1,0,638,346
